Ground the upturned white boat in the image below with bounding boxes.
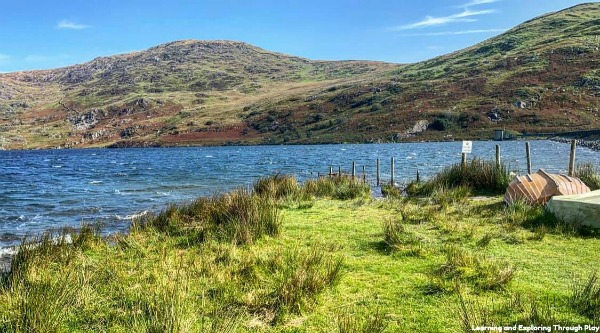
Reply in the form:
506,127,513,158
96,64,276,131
546,190,600,228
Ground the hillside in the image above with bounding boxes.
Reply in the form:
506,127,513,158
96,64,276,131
0,3,598,149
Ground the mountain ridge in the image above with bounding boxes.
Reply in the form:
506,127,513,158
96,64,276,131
0,3,598,149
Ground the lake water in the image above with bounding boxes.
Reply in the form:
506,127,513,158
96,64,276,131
1,140,599,250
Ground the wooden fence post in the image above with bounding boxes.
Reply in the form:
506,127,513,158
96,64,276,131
338,166,342,177
495,144,501,168
329,166,333,176
362,166,366,184
416,170,420,183
461,153,467,168
391,157,395,186
376,159,380,186
569,139,577,177
525,142,531,174
352,161,356,179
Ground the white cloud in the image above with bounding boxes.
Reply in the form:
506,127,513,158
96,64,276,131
57,20,90,30
391,9,496,30
399,28,507,36
458,0,499,8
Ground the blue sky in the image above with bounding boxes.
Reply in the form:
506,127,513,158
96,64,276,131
0,0,595,72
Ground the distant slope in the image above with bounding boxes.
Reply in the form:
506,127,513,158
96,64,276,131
0,3,598,149
243,2,599,144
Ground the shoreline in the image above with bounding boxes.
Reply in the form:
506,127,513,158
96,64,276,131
0,136,560,152
551,137,600,152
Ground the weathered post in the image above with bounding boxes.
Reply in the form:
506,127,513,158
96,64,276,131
391,157,395,186
569,139,577,177
338,166,342,177
495,145,501,168
352,161,356,179
525,142,532,174
416,170,420,183
329,166,333,177
376,159,380,186
362,165,366,184
461,153,467,168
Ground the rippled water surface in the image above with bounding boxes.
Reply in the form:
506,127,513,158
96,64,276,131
1,141,598,248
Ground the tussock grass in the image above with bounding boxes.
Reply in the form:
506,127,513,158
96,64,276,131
382,219,424,257
135,188,281,245
303,175,370,200
380,184,403,199
254,173,301,200
575,162,600,190
431,185,471,209
570,271,600,320
265,246,344,323
430,245,515,293
336,306,388,333
409,158,510,196
456,292,496,332
456,292,560,332
0,270,78,332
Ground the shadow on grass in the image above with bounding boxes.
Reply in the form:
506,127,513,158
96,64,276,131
469,201,505,218
362,240,391,255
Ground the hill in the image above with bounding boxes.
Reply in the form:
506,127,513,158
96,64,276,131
0,3,598,149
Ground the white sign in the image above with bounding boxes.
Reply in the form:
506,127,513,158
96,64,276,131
462,141,472,154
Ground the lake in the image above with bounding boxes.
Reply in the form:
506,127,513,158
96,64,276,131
1,140,598,250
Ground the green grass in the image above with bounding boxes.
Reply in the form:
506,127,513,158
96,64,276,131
0,175,598,331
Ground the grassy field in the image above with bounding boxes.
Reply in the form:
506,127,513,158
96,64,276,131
0,174,599,332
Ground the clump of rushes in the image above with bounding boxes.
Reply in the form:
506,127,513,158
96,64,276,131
431,185,471,209
380,183,403,199
253,173,301,199
409,158,510,196
570,271,600,320
7,225,101,281
303,175,371,200
0,227,101,332
575,162,600,190
135,188,281,245
456,292,558,332
456,292,496,333
429,245,515,293
382,218,422,256
259,245,344,324
337,306,389,333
